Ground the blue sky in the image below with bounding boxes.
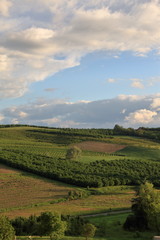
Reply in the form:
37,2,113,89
0,0,160,128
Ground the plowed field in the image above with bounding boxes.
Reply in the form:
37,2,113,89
74,141,126,153
0,164,72,210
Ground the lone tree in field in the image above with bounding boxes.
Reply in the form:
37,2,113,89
66,146,82,160
124,182,160,232
81,223,96,240
0,215,15,240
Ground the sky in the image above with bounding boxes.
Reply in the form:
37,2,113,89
0,0,160,128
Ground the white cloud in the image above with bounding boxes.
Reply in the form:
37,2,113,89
0,0,12,16
131,79,144,89
121,109,126,114
118,95,144,101
125,109,157,124
107,78,116,83
1,94,160,128
0,54,11,71
0,0,160,99
18,111,28,118
150,98,160,109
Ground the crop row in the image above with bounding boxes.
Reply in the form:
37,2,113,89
0,148,160,188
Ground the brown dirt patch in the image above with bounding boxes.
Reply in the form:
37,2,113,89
0,165,73,210
3,192,134,219
73,141,126,153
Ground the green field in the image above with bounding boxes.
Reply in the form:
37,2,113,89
0,126,160,239
87,213,156,240
0,126,160,188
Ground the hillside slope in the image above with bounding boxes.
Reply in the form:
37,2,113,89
0,126,160,188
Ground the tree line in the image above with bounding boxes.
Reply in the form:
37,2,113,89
0,212,96,240
0,124,160,142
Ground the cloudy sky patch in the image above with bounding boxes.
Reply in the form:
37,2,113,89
0,0,160,128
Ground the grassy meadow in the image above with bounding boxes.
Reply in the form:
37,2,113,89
87,213,156,240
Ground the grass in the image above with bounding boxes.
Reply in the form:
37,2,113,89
0,127,160,166
87,213,156,240
118,146,160,161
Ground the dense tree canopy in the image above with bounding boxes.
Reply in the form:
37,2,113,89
12,212,66,239
124,182,160,232
0,216,15,240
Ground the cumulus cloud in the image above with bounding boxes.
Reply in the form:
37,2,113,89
107,78,116,83
1,95,160,128
125,109,157,124
1,0,160,98
150,97,160,110
0,0,12,16
117,95,144,101
131,79,144,89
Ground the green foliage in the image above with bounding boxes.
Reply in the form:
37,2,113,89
12,212,66,239
137,182,160,232
12,215,39,236
1,147,160,188
124,182,160,232
0,215,15,240
49,216,66,240
68,190,89,200
88,213,156,240
63,216,87,236
81,223,96,240
37,212,66,239
66,147,82,160
0,126,160,188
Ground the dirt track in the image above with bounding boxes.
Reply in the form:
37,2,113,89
81,209,131,218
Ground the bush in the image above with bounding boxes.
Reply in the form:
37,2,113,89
65,146,82,160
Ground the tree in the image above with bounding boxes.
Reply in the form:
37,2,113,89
0,215,15,240
37,212,66,240
66,146,82,160
124,182,160,232
50,219,66,240
137,182,160,232
81,223,96,240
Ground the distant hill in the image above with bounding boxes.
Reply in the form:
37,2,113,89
0,125,160,188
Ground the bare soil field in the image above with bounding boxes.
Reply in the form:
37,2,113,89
73,141,126,153
0,164,72,210
0,164,134,219
3,189,134,219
